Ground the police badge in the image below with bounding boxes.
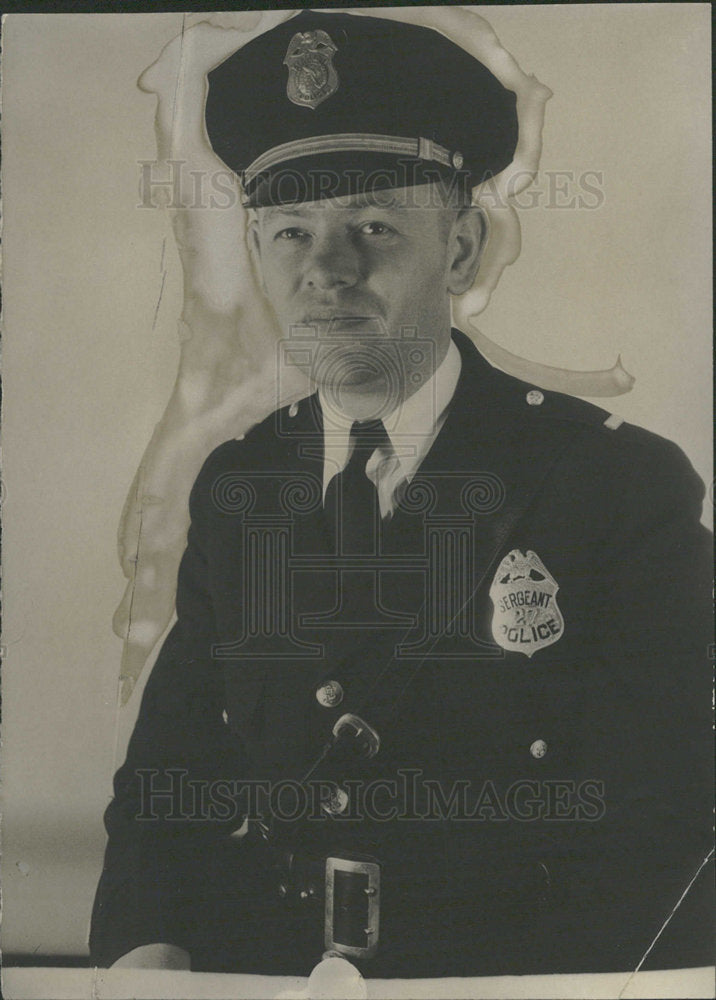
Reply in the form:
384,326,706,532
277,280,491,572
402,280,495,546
489,550,564,657
284,30,339,110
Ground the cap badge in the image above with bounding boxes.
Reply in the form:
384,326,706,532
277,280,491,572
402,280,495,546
284,30,339,110
489,549,564,657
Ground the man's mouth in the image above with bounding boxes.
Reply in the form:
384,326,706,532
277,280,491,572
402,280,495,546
298,315,386,336
302,315,372,323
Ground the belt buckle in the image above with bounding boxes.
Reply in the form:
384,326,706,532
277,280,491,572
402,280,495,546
324,855,380,960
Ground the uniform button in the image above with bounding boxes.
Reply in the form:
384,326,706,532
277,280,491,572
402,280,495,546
452,150,464,169
322,786,350,816
530,739,547,758
316,680,344,708
526,389,544,406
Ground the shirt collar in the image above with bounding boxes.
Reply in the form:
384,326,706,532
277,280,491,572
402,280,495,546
387,337,461,477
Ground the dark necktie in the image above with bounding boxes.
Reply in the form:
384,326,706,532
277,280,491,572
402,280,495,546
324,419,391,555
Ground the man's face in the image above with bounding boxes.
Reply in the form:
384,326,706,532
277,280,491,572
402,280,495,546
250,185,461,411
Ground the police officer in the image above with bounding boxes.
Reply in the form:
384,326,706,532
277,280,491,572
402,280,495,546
90,10,713,977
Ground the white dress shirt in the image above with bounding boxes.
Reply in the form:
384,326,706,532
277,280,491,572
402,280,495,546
319,338,462,519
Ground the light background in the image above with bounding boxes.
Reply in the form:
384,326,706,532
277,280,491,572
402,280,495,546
1,5,712,958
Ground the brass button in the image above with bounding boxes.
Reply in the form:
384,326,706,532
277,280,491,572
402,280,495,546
316,680,344,708
530,739,547,758
321,786,350,816
526,389,544,406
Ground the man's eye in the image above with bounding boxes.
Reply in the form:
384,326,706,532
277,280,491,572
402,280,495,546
275,228,308,241
358,221,393,236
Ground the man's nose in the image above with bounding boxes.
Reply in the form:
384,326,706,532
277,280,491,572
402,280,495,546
304,234,360,291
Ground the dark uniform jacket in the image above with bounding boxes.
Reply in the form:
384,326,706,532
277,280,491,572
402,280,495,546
90,330,713,976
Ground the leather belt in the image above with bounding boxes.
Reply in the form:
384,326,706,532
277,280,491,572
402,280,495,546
266,840,552,965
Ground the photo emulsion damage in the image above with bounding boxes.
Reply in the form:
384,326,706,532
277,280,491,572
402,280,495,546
1,6,713,999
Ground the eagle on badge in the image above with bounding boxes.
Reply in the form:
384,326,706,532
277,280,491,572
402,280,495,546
489,550,564,657
284,30,339,110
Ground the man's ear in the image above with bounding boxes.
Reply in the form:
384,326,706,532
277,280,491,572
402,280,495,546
446,205,489,296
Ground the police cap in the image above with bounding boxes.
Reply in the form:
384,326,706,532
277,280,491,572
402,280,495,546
205,10,518,207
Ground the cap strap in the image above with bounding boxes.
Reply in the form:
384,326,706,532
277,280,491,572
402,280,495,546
243,133,454,186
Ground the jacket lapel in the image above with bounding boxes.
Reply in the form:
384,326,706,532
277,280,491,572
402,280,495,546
388,329,586,600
